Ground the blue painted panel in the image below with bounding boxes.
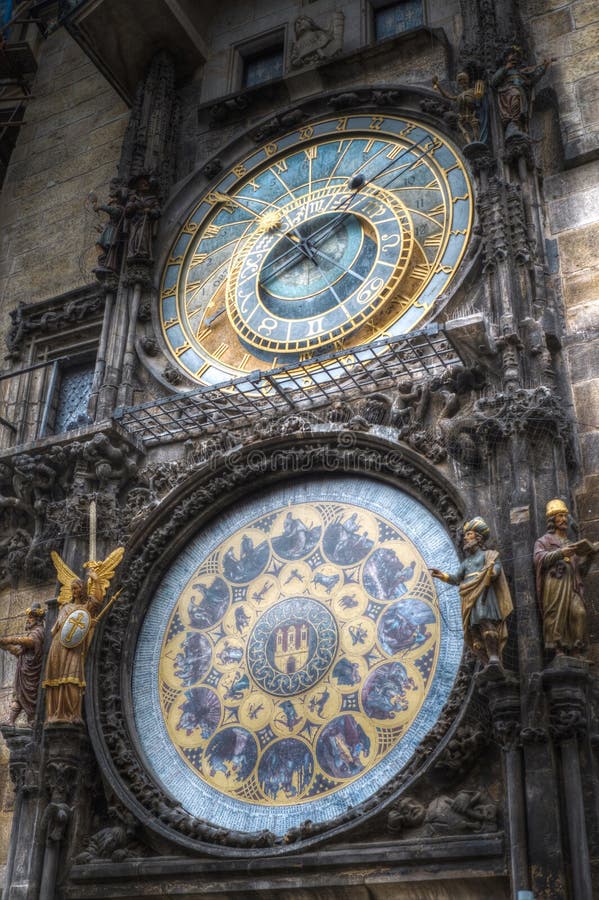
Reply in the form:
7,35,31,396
374,1,423,41
54,364,94,433
243,48,284,88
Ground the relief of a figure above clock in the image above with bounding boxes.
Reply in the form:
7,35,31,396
160,114,473,385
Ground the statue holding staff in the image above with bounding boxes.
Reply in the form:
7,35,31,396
43,547,124,724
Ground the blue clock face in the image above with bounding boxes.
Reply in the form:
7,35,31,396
160,115,474,385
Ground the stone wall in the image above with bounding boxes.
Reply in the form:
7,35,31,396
0,29,128,340
526,1,599,652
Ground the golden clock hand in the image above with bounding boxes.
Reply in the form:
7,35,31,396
205,306,226,326
306,137,433,250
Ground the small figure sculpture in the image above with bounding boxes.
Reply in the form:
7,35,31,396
491,45,555,136
42,547,124,724
0,604,45,725
432,72,488,144
534,499,598,655
290,13,344,69
89,178,128,273
430,518,513,668
124,172,161,262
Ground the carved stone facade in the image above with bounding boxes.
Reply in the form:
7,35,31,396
0,0,596,898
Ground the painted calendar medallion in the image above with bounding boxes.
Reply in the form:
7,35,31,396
133,477,463,835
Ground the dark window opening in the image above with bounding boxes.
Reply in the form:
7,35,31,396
242,44,284,88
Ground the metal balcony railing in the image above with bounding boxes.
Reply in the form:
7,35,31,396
113,324,463,447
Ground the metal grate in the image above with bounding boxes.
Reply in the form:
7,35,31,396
113,324,462,447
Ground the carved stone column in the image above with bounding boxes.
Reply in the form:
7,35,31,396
0,727,38,900
117,262,153,409
543,657,593,900
20,724,91,900
89,274,118,421
479,670,530,900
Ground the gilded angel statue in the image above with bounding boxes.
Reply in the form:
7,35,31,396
42,547,124,724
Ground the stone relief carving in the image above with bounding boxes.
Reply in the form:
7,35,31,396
290,14,344,69
6,290,103,360
0,431,139,585
388,790,498,837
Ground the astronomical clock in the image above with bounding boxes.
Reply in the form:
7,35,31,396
159,113,473,384
102,111,475,849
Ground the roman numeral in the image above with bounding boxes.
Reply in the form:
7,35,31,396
412,264,430,280
213,342,228,360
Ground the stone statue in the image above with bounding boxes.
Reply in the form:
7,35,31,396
491,45,555,136
0,604,45,725
534,499,598,655
42,547,124,724
430,517,513,668
90,178,128,273
290,13,344,69
388,791,497,836
124,172,161,263
432,72,488,144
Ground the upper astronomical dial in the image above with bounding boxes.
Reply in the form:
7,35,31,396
160,115,473,385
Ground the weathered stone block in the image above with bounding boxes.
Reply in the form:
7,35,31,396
567,337,599,382
555,47,599,81
573,0,599,28
563,268,599,309
572,379,599,431
531,8,574,44
566,299,599,333
558,222,599,273
548,184,599,233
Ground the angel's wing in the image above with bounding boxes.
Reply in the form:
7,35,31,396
51,550,79,606
83,546,125,599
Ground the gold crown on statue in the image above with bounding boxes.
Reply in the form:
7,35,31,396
546,499,568,519
25,604,45,619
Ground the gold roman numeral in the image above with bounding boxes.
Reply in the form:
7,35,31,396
213,342,228,360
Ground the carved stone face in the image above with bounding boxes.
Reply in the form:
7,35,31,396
463,530,483,553
553,512,568,531
295,15,313,37
456,72,470,90
71,579,84,601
